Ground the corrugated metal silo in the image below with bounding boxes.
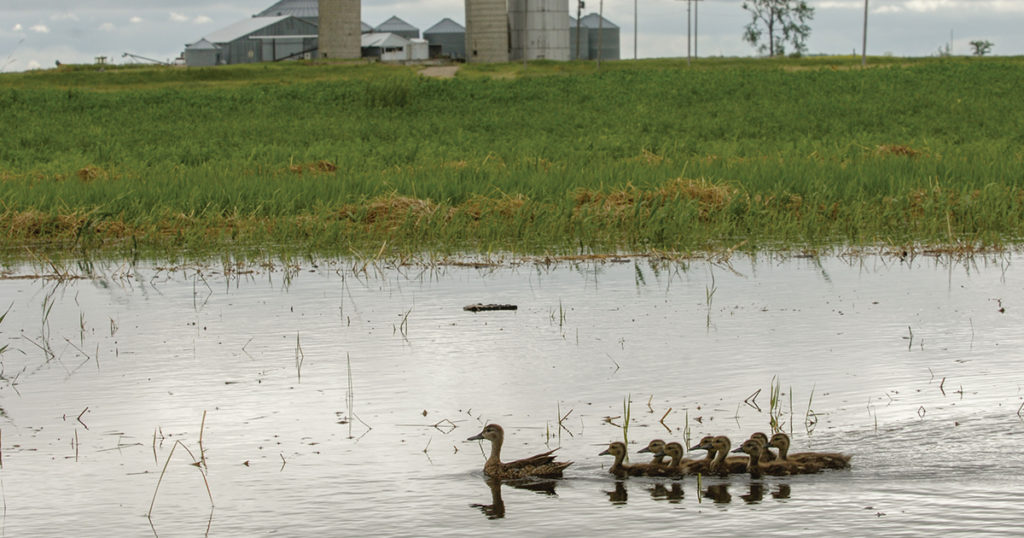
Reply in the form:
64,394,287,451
580,13,619,61
318,0,361,59
424,18,466,60
509,0,570,61
465,0,509,63
569,17,590,60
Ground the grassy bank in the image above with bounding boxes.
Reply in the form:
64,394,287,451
1,57,1023,261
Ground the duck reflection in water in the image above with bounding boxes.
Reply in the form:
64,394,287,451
649,482,684,504
605,481,628,505
470,477,558,520
772,484,791,499
740,483,764,504
702,484,732,504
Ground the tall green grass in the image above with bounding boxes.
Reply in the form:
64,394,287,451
1,57,1023,260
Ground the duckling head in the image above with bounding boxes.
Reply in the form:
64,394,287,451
663,442,684,460
768,432,790,450
599,441,627,457
733,439,763,458
750,432,769,447
638,439,666,455
467,424,504,444
711,436,732,454
688,435,715,452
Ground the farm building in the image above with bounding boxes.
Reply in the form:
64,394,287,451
183,15,318,66
256,0,319,25
424,18,466,60
361,33,429,62
568,17,590,60
374,16,420,39
579,13,619,61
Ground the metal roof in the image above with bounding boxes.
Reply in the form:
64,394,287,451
361,21,373,32
256,0,319,19
204,15,290,43
186,38,219,50
374,16,418,33
579,13,618,29
424,18,465,35
362,32,410,49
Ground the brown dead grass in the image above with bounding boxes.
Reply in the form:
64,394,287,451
875,144,921,158
289,160,338,174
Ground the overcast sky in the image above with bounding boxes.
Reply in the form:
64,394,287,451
2,1,1021,72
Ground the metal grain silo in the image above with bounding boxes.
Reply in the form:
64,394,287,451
424,18,467,60
318,0,361,59
509,0,570,61
465,0,509,63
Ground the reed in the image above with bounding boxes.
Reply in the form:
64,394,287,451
622,395,631,455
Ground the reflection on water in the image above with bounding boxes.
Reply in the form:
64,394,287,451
1,253,1024,535
605,481,628,505
703,484,732,504
471,478,558,519
649,482,684,503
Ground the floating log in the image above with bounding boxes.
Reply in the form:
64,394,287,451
464,303,518,312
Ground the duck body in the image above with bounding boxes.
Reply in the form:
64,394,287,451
733,439,821,478
749,432,778,461
637,439,670,465
688,436,748,475
600,442,675,478
769,433,852,470
468,424,572,480
662,442,703,476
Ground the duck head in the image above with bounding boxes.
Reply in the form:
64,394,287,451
638,439,666,455
467,424,505,443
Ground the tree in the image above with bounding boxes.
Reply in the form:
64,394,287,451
969,40,993,56
742,0,815,57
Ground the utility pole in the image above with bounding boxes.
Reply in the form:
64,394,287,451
687,0,691,64
523,0,528,68
575,0,583,60
694,0,700,58
634,0,638,60
861,0,868,66
597,0,604,69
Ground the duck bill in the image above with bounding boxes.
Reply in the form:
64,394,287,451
637,447,651,454
599,448,611,456
467,432,484,441
688,445,702,451
730,447,744,453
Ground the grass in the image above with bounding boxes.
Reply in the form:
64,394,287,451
2,56,1024,261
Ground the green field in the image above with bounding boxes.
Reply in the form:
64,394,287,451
1,56,1023,262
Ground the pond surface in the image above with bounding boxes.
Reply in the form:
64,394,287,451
0,252,1022,536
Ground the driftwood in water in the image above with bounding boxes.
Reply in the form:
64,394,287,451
464,303,518,312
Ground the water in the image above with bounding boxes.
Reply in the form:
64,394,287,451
0,253,1022,536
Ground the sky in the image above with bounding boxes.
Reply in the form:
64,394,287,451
2,1,1022,72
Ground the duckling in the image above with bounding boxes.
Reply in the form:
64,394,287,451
732,439,821,478
662,441,702,475
768,432,852,470
467,424,572,479
599,441,674,478
749,432,778,461
637,439,669,465
688,435,748,474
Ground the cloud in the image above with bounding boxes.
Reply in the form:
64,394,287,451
193,15,213,24
99,22,116,32
27,60,41,70
130,16,143,24
170,12,189,23
29,24,50,34
13,23,23,31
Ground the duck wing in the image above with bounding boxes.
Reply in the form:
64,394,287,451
504,448,561,470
